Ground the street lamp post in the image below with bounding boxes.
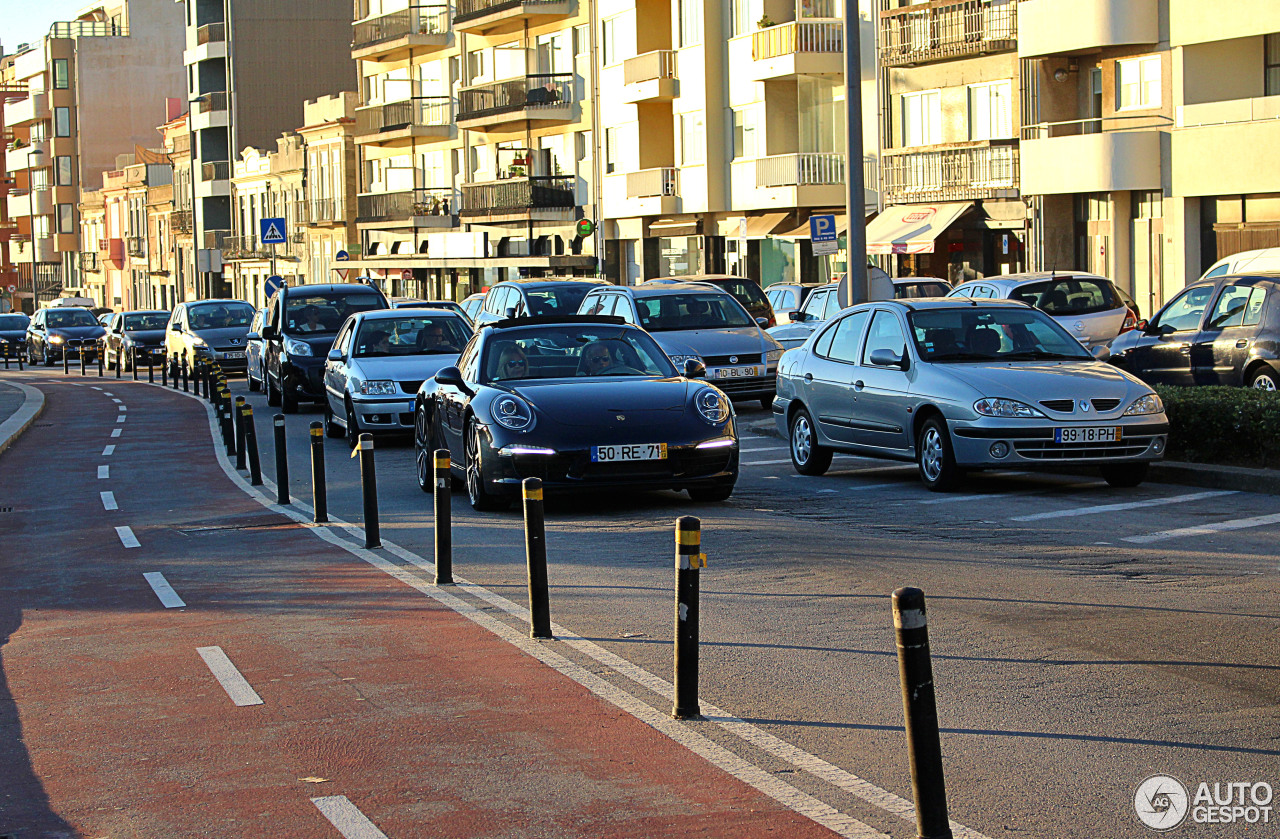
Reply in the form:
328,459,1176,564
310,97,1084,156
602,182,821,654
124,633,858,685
28,147,44,313
189,97,203,301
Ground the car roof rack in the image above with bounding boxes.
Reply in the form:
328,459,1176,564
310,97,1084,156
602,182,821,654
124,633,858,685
491,314,627,329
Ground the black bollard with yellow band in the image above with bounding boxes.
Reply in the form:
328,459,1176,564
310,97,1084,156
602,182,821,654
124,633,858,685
274,414,290,504
434,449,453,585
354,433,380,548
310,422,328,523
233,396,247,470
523,478,552,639
243,404,262,486
672,515,704,720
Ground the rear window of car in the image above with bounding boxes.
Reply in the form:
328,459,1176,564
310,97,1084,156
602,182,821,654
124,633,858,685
896,282,951,299
285,293,382,333
45,309,100,328
524,284,597,316
709,279,768,308
189,303,255,328
1011,278,1119,315
634,293,754,331
123,313,170,330
0,314,29,329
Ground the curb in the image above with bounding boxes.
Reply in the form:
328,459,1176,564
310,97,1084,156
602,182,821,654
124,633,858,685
738,413,1280,496
0,382,45,459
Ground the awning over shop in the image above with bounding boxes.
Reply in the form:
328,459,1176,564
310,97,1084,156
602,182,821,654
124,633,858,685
864,203,972,254
648,218,701,237
742,212,790,237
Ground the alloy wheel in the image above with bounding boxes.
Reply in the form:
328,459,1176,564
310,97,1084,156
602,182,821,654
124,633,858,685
920,427,945,482
791,414,812,465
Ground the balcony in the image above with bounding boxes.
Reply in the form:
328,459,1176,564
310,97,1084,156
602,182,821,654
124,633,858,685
6,92,47,127
617,167,679,215
1170,0,1280,48
882,141,1019,203
6,140,49,172
357,189,457,227
197,22,225,44
1018,0,1156,58
729,152,846,210
1172,97,1280,196
621,51,678,104
204,230,231,250
457,74,575,132
460,176,576,223
353,5,451,62
191,91,230,130
80,251,100,272
11,238,57,264
103,237,125,267
171,210,193,232
1020,117,1163,194
355,97,453,148
201,160,231,182
879,0,1017,68
453,0,571,37
7,188,52,218
185,20,228,63
307,197,345,225
127,236,146,258
222,235,274,260
747,21,842,80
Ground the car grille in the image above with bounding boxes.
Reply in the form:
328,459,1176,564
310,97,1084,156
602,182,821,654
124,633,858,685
704,353,762,366
1039,398,1124,414
1013,437,1156,460
399,380,425,394
709,376,772,395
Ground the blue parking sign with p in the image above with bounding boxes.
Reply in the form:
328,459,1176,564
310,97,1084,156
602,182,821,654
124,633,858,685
810,214,838,255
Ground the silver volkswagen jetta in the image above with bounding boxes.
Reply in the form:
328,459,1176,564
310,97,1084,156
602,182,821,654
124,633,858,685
774,299,1169,490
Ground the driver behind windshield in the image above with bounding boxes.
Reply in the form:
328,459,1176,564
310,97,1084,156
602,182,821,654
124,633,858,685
577,341,614,375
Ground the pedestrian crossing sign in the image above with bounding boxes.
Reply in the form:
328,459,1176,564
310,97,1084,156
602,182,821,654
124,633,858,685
260,218,287,244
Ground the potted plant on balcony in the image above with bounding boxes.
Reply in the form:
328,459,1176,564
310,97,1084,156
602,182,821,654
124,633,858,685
757,14,775,27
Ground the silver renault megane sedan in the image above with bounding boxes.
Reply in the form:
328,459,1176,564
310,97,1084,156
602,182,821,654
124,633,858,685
773,299,1169,490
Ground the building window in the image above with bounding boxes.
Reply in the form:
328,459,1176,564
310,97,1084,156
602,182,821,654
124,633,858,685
731,0,762,38
901,90,941,147
56,156,73,187
604,127,618,173
968,80,1013,141
602,15,635,66
1267,33,1280,96
678,0,702,46
53,59,69,89
574,24,589,56
732,108,757,159
58,204,74,234
1116,55,1160,110
680,113,705,165
54,107,72,137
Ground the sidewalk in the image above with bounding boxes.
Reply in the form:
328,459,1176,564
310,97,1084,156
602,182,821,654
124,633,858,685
0,376,848,839
740,410,1280,495
0,379,43,458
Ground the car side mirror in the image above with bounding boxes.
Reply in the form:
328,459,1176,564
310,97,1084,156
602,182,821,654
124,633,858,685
869,347,908,370
504,306,518,319
261,324,277,340
1090,344,1111,361
434,364,474,396
789,311,807,323
756,317,769,327
326,348,343,362
683,358,707,379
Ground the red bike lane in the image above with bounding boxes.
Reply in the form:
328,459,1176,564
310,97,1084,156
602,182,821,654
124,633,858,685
0,375,847,838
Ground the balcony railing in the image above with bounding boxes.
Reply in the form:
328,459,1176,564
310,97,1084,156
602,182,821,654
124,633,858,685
204,229,231,250
626,167,678,198
196,22,225,45
756,153,845,187
752,21,842,60
80,251,100,272
882,142,1019,203
460,176,575,217
308,197,344,223
222,235,274,260
879,0,1017,67
171,210,193,232
356,97,452,135
198,91,228,113
623,50,677,85
413,188,456,216
358,191,414,223
202,160,231,182
353,5,450,49
48,20,126,37
127,236,145,258
458,74,574,121
454,0,565,24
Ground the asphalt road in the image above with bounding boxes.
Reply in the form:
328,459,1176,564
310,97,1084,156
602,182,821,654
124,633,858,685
7,367,1280,838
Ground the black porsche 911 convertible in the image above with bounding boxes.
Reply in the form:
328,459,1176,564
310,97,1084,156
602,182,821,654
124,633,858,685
413,314,739,510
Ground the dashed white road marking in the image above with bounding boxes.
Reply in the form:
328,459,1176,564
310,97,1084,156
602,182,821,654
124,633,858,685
111,428,122,438
117,405,127,412
102,444,116,456
1123,511,1280,544
111,398,122,404
143,572,186,608
742,458,797,467
116,414,126,423
114,525,140,548
196,646,263,707
310,796,390,839
844,482,899,492
97,465,109,479
91,386,102,391
1011,490,1237,522
102,391,113,396
741,445,787,453
100,491,118,511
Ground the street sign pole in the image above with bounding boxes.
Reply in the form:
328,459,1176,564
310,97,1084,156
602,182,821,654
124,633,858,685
843,0,868,307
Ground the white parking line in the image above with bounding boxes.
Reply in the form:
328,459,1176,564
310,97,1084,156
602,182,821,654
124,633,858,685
143,572,186,608
844,482,900,493
100,491,118,511
1123,511,1280,544
97,465,109,479
1011,490,1237,522
196,646,263,707
310,796,390,839
111,428,122,438
102,444,115,456
115,525,140,548
741,445,787,453
742,458,795,466
919,481,1103,505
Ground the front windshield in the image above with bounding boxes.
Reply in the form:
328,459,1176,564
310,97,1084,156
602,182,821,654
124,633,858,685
123,313,170,331
286,293,382,334
481,325,676,383
0,314,29,329
634,293,754,332
524,285,597,316
354,315,470,357
189,303,255,329
46,309,99,328
908,307,1093,362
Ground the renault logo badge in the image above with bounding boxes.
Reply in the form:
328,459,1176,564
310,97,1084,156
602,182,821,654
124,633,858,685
1078,400,1090,412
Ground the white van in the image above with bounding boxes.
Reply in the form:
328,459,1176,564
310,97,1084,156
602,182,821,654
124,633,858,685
48,296,96,308
1199,248,1280,281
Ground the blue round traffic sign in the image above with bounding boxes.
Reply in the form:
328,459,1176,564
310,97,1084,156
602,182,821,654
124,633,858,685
264,275,285,298
335,250,350,261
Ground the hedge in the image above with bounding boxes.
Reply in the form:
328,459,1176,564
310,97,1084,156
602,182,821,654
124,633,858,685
1154,385,1280,469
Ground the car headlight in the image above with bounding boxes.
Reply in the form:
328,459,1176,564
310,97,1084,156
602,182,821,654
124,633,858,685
973,398,1046,419
1123,393,1163,416
491,394,535,432
283,336,312,357
359,380,397,396
48,334,65,344
668,354,701,367
694,388,730,424
189,335,207,347
766,348,785,364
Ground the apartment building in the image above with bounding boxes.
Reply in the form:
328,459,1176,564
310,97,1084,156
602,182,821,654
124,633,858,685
4,0,184,312
225,135,306,308
178,0,356,299
95,154,175,310
295,93,361,287
595,0,878,286
344,0,598,300
0,81,27,312
158,112,196,302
